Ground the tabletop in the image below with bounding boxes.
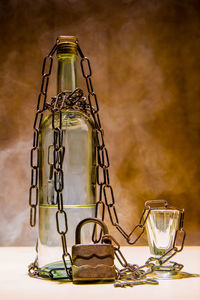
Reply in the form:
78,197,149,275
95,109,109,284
0,246,199,300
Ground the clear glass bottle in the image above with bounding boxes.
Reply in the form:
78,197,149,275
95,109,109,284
38,40,96,271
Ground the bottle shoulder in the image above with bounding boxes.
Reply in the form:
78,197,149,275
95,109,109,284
40,109,95,130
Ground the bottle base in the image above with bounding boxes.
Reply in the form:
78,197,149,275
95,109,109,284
39,260,71,279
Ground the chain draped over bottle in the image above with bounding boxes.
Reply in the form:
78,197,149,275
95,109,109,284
28,38,186,283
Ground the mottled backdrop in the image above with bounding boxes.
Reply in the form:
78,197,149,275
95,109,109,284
0,0,200,246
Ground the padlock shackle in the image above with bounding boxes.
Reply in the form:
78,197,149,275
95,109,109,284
75,217,109,244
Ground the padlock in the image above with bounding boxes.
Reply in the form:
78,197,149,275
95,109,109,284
72,217,116,282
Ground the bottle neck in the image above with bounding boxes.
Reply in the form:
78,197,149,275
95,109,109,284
57,53,77,93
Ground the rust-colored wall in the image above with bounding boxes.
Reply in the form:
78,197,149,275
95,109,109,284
0,0,200,246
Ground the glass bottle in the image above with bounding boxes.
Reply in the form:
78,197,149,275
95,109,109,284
38,40,96,271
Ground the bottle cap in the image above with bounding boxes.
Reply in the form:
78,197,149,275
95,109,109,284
57,36,78,55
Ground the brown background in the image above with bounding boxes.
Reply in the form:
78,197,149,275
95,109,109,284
0,0,200,246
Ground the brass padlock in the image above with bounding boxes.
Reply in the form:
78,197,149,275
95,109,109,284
72,217,116,282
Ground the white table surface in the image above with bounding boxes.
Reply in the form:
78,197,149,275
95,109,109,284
0,246,199,300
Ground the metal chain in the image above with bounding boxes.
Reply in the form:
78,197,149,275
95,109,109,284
101,233,158,287
28,40,60,278
52,105,72,278
75,44,186,258
29,90,89,278
28,38,72,279
75,42,106,243
29,40,58,228
50,87,87,279
112,200,185,287
29,38,186,283
76,42,158,245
